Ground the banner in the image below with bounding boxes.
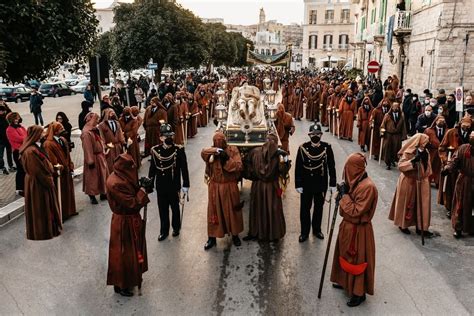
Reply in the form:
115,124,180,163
247,49,291,66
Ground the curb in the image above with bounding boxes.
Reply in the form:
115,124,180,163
0,132,145,228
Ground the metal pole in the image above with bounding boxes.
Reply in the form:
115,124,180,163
95,55,102,101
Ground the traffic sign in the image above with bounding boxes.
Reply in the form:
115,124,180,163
456,86,463,112
147,63,158,70
367,60,380,73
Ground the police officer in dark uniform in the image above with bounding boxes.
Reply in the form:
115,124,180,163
295,123,336,242
149,123,190,241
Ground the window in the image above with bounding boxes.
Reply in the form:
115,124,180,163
341,9,350,22
261,49,265,54
309,10,317,24
272,49,277,54
339,34,349,49
325,10,334,23
371,9,376,24
323,34,333,48
308,35,318,49
266,49,270,55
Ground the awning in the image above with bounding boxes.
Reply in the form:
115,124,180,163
247,49,291,66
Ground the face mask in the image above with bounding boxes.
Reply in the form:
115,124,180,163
412,97,417,101
438,108,443,114
35,141,42,147
125,115,131,120
430,103,437,107
425,100,430,105
165,102,170,107
392,108,400,112
425,111,432,116
346,97,353,103
404,93,409,96
200,91,205,96
436,122,445,128
310,135,321,143
164,137,173,145
88,107,93,112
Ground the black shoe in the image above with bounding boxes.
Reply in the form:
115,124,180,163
453,230,463,239
232,235,241,247
360,146,366,152
446,211,451,219
2,168,9,175
392,162,396,167
100,194,107,201
347,294,366,307
332,283,344,289
158,234,168,242
114,286,120,293
204,237,216,250
399,227,411,235
416,229,433,237
314,232,324,240
325,129,330,132
348,138,353,142
9,166,16,172
386,165,391,170
172,230,180,237
373,155,379,161
299,235,308,243
89,195,98,204
243,235,257,241
119,288,134,297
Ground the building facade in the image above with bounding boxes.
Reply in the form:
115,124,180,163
302,0,355,69
352,0,473,94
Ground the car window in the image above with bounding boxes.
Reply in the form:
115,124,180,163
41,84,52,89
17,87,25,92
61,84,68,89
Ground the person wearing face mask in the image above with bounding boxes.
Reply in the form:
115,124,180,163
187,92,199,138
6,112,27,195
0,105,15,175
380,102,407,170
119,107,142,169
148,123,190,241
201,132,244,250
464,95,474,116
424,116,447,187
305,84,320,122
438,116,472,218
81,112,109,204
143,97,168,157
402,89,415,135
338,91,357,141
195,85,209,127
445,94,457,128
43,121,78,221
21,125,62,240
98,108,126,172
415,105,436,133
295,124,336,242
357,97,374,152
369,98,391,160
290,83,305,120
78,101,93,131
275,103,295,154
389,133,434,237
443,131,474,238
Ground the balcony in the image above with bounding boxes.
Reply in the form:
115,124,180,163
355,33,364,44
323,44,333,50
393,11,412,35
370,22,385,42
338,44,349,50
325,19,334,24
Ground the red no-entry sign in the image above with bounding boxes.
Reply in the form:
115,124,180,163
367,60,380,73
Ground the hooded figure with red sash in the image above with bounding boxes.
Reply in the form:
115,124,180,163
330,153,378,307
106,153,150,297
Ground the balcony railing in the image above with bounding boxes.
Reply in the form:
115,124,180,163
393,11,412,35
325,19,334,24
369,22,386,40
323,44,333,50
338,44,349,50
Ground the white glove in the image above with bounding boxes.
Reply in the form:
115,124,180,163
283,155,289,162
296,187,303,194
181,187,189,195
329,186,336,194
216,148,224,154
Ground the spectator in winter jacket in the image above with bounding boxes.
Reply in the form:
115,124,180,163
415,106,436,133
79,101,93,131
84,83,95,104
5,112,27,195
29,88,44,126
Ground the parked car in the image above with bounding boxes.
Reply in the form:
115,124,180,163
39,82,75,97
0,86,33,103
25,79,41,89
70,80,90,93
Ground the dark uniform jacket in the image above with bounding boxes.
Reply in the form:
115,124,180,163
149,144,190,192
295,141,336,192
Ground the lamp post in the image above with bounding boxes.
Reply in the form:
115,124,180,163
214,90,227,131
327,48,332,69
400,52,406,87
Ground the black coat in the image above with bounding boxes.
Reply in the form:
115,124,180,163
0,115,8,145
295,141,336,192
415,113,436,133
149,144,190,193
29,94,43,114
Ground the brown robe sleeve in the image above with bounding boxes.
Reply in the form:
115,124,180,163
24,149,55,188
81,132,95,166
339,184,377,224
109,182,150,214
223,147,243,173
201,147,217,162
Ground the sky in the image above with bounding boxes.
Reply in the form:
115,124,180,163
93,0,304,25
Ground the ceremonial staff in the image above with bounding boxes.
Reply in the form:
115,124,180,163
416,158,425,246
379,128,385,165
325,190,333,235
54,164,63,224
369,120,374,160
442,146,454,193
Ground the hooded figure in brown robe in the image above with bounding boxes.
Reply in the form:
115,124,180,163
330,153,377,307
369,99,391,160
291,84,305,120
195,85,209,127
305,85,320,121
98,108,125,173
424,115,446,187
187,93,199,138
438,116,471,218
244,134,290,241
275,103,295,154
81,112,109,204
281,82,291,111
119,107,141,169
143,97,168,156
201,132,244,250
357,97,373,152
106,153,150,296
380,102,407,169
338,91,357,141
43,122,77,221
21,125,61,240
389,133,434,236
443,131,474,238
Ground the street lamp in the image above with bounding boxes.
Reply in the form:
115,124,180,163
263,78,271,91
327,48,332,68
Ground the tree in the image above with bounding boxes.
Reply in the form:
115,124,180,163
0,0,98,82
228,32,253,67
203,23,237,68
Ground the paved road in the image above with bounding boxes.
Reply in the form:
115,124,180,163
0,121,473,315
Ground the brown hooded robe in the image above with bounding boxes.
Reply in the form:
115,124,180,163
338,96,357,140
98,108,125,173
106,154,150,289
21,125,61,240
43,122,77,221
275,104,295,154
201,132,244,237
357,98,374,148
119,107,142,169
424,116,446,187
143,99,168,155
330,153,377,297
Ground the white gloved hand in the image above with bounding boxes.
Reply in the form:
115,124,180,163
216,148,224,154
329,186,336,194
296,187,303,194
283,155,289,162
181,187,189,195
127,137,133,146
